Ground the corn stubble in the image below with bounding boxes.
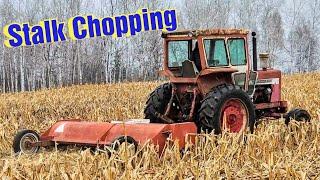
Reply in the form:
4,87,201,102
0,73,319,179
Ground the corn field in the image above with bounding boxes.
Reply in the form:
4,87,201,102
0,73,319,179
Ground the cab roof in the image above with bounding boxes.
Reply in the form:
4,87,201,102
162,28,250,38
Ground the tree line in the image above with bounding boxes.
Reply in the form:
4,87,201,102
0,0,319,93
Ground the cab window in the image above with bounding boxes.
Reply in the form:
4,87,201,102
204,39,228,67
228,38,246,65
168,41,190,67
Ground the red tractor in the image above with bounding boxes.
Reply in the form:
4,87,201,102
144,29,311,134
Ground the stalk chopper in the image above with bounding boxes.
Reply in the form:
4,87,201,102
13,29,311,155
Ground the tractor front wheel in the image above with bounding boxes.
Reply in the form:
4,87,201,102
198,84,256,134
285,108,311,125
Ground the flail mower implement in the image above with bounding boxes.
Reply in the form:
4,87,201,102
13,119,197,155
13,29,311,155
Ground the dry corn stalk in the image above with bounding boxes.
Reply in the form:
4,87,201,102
0,73,319,179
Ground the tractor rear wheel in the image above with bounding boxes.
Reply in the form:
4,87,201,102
198,84,255,134
144,83,172,123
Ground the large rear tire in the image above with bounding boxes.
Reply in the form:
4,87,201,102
198,84,255,134
144,83,172,123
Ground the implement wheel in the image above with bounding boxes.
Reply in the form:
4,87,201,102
198,84,256,134
13,129,40,155
111,136,138,156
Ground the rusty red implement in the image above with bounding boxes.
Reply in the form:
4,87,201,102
13,119,197,155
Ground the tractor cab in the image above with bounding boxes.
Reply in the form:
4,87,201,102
160,29,257,96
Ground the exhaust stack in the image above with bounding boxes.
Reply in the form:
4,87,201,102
252,32,257,71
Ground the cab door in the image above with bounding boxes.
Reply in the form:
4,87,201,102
227,38,251,91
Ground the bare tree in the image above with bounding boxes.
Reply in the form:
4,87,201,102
0,0,319,93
